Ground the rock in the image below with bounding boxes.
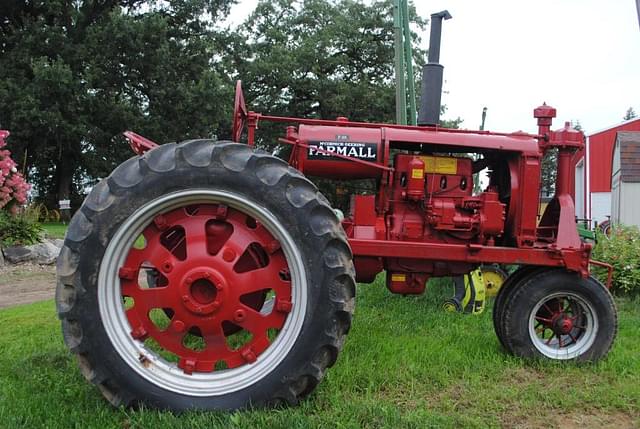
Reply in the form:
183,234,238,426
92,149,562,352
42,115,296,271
3,245,33,264
52,239,65,249
30,241,61,265
3,241,61,265
0,248,4,267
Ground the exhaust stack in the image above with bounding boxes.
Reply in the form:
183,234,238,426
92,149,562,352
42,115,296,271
418,10,452,126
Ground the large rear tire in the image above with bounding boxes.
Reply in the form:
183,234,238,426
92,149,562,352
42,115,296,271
56,141,355,411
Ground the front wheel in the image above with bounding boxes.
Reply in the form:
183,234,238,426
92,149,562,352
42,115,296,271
56,141,355,411
501,269,617,361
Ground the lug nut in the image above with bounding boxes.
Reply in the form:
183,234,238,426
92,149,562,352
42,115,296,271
234,309,246,322
162,261,173,273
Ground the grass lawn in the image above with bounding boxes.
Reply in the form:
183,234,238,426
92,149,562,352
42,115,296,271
0,278,638,428
40,222,68,239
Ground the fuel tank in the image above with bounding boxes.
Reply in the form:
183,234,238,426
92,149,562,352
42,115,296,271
296,125,384,179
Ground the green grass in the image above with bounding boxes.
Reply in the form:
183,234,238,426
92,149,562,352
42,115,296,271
40,222,68,239
1,279,638,428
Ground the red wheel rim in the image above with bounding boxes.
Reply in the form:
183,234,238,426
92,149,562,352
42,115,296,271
119,203,292,374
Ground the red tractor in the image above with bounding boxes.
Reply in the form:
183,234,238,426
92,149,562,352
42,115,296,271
56,12,616,411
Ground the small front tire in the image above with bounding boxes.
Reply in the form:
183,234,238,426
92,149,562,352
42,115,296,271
501,269,617,361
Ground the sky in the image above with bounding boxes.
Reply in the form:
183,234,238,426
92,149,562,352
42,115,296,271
225,0,640,135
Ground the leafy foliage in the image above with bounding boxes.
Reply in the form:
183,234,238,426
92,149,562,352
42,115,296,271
0,0,236,208
592,225,640,295
228,0,427,145
623,107,637,121
0,210,43,247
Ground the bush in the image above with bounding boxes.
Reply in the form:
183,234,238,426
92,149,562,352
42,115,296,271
0,210,43,247
0,130,30,212
591,225,640,295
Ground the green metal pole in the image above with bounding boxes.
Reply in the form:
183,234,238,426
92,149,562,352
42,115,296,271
401,0,417,125
393,0,407,125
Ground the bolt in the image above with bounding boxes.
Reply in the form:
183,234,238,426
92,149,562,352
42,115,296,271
130,326,148,340
181,294,190,302
215,204,228,219
153,215,168,231
215,283,224,291
276,299,293,313
241,347,257,363
172,320,186,332
211,300,221,310
267,240,281,254
118,267,136,280
181,358,197,375
203,272,210,279
161,261,173,273
222,248,236,262
234,309,246,322
185,277,193,286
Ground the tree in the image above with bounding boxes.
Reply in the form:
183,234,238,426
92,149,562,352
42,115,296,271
226,1,427,142
0,0,235,209
624,107,637,121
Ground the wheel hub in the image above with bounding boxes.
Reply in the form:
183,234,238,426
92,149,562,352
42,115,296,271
552,314,574,335
180,268,225,315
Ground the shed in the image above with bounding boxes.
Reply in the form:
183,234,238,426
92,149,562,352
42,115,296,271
571,117,640,224
611,132,640,227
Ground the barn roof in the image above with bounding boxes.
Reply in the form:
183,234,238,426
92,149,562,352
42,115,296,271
615,132,640,182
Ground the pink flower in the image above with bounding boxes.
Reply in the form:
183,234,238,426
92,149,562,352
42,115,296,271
0,130,32,211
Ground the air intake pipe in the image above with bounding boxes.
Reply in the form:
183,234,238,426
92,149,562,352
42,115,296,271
418,10,452,126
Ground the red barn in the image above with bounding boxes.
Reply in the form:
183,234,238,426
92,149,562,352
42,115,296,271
572,117,640,225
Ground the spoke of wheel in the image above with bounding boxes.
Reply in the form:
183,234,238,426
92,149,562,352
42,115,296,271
543,303,554,315
233,260,290,297
235,305,286,335
181,215,210,259
126,230,180,271
123,285,177,311
199,320,228,354
535,316,553,323
568,332,578,344
545,332,556,346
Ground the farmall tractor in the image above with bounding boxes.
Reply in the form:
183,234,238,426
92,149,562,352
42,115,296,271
56,12,617,411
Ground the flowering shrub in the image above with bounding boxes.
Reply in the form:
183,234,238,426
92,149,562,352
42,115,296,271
0,130,30,212
592,225,640,295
